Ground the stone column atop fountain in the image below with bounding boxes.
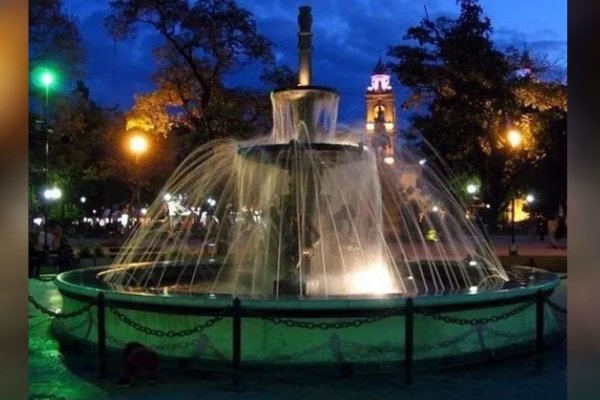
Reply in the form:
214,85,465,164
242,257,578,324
298,5,312,86
270,6,339,144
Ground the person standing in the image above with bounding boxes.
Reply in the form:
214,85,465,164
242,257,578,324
547,213,560,249
29,237,42,278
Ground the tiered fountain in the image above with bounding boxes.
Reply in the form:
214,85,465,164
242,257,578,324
54,6,560,368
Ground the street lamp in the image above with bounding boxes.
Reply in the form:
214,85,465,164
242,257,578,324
466,184,478,195
128,133,149,211
507,128,522,255
43,187,62,201
35,68,57,252
39,71,55,180
507,129,522,148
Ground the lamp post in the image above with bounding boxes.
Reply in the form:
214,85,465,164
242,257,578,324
43,187,62,250
507,128,522,255
39,70,56,252
128,133,148,213
466,183,478,218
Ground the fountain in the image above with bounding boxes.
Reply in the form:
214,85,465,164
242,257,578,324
53,6,560,368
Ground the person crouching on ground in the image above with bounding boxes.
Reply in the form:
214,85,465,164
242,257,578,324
116,342,160,386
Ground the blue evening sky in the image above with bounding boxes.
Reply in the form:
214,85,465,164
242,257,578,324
62,0,566,127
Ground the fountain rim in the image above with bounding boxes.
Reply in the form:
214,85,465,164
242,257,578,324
55,265,559,316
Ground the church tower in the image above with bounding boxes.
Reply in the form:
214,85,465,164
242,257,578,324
365,57,397,161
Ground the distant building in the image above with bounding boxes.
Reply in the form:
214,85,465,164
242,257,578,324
365,57,396,160
365,57,427,235
364,57,418,188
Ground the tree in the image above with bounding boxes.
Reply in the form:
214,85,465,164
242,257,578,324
388,0,567,226
125,64,293,161
106,0,274,137
260,64,298,89
29,0,84,78
29,0,87,219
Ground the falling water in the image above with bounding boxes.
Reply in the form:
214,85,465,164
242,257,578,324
102,85,507,298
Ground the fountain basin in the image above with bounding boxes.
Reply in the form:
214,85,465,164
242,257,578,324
53,265,560,367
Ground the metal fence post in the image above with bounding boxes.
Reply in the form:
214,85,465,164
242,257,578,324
232,297,242,388
536,290,545,352
97,292,107,376
405,297,414,385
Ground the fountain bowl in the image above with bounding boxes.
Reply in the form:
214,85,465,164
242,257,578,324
52,263,561,369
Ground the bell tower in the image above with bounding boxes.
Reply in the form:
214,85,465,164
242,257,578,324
365,57,397,160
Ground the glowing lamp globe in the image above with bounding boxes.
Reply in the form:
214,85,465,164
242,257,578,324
507,129,522,148
41,72,55,87
129,135,148,155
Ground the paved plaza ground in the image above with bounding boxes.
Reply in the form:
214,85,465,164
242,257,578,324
28,235,567,399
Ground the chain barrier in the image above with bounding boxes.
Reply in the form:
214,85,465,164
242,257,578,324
416,299,535,326
545,299,567,314
251,308,400,330
109,307,226,338
415,329,475,353
341,340,402,356
485,327,535,341
57,309,93,333
89,314,126,347
28,295,93,319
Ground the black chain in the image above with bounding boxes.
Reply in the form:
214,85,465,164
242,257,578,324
258,309,399,330
90,315,127,347
416,329,475,352
416,299,535,326
109,307,225,338
545,299,567,314
341,340,402,355
28,295,93,319
485,327,535,341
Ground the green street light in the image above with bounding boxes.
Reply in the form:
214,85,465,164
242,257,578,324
33,67,57,90
41,71,55,88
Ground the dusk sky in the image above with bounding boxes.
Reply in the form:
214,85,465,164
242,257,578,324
62,0,567,127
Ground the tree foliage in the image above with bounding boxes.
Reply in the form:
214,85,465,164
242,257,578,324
29,0,84,77
388,0,567,224
107,0,274,123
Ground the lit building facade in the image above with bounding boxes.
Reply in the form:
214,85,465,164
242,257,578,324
365,57,397,160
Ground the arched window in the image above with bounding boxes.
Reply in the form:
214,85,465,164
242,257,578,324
374,104,385,122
